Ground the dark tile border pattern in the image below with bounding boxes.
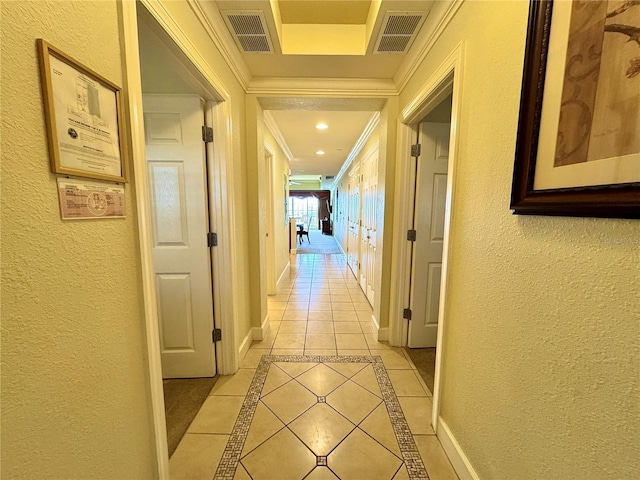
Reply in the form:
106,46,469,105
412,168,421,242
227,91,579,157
214,355,429,480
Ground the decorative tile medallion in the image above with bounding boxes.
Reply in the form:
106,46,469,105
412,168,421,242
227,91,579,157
213,355,429,480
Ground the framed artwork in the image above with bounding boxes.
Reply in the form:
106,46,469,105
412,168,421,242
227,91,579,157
511,0,639,218
38,39,127,183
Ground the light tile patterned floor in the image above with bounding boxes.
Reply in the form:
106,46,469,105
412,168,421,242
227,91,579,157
169,254,458,480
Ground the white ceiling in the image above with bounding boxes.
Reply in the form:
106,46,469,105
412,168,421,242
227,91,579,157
268,110,377,176
139,0,444,180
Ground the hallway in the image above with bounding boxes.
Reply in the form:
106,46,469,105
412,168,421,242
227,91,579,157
169,254,458,480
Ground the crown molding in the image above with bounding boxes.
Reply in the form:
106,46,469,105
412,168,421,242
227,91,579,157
187,0,252,91
248,77,397,97
394,0,465,93
263,111,294,162
334,111,381,186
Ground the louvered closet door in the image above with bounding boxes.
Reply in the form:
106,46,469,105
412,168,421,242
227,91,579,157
347,168,361,277
362,151,378,306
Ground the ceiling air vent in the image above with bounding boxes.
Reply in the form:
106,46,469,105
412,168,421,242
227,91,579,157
221,10,274,53
374,12,427,54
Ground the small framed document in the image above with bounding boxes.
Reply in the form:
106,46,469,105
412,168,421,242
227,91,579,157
37,39,127,183
57,177,125,220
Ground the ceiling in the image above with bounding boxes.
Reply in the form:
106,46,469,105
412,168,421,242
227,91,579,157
267,109,377,177
138,0,444,181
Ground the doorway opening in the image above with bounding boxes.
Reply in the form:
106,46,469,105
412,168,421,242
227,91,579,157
404,94,453,394
388,44,464,436
129,2,242,464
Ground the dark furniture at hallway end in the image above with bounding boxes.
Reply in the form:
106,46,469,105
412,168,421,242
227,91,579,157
321,219,333,235
297,224,310,244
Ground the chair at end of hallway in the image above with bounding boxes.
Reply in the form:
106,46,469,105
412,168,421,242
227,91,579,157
298,224,310,244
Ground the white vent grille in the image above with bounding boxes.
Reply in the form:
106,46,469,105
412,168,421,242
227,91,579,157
222,11,274,53
374,12,427,54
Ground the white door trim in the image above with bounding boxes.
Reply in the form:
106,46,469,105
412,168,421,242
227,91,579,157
120,2,239,477
119,4,168,477
388,42,465,435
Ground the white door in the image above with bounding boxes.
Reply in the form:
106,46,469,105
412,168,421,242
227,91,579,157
347,168,361,277
143,94,216,378
362,151,378,306
408,122,450,347
359,168,368,293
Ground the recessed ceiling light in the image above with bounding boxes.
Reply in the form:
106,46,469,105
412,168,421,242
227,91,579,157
316,150,325,155
316,123,328,130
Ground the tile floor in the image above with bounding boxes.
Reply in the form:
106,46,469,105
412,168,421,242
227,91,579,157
169,254,458,480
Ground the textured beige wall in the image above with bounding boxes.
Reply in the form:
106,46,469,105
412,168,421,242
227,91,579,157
246,97,268,329
264,129,292,282
0,2,155,478
400,1,639,478
376,99,398,330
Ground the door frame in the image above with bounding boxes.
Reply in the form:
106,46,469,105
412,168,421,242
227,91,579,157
264,143,276,295
120,2,240,477
388,43,465,434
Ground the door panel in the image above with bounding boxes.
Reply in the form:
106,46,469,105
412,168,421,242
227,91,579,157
409,122,450,348
156,273,195,350
144,94,216,378
347,168,361,277
360,151,378,306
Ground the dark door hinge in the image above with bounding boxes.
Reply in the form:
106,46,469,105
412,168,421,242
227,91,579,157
407,229,416,242
403,308,412,320
212,328,222,342
202,126,213,143
207,232,218,247
411,143,421,157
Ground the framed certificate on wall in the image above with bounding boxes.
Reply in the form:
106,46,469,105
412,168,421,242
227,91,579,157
37,39,127,183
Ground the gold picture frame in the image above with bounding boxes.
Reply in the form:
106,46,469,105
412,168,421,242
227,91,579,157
511,1,639,218
37,39,127,183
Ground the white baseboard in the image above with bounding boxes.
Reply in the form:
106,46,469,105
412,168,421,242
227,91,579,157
276,262,290,291
369,313,389,342
437,417,480,480
378,327,389,342
252,314,270,341
238,329,253,366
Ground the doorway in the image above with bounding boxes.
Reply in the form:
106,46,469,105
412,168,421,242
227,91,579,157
132,2,239,461
404,96,452,393
387,44,464,436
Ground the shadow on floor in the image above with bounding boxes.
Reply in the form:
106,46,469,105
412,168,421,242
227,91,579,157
163,376,218,456
404,347,436,394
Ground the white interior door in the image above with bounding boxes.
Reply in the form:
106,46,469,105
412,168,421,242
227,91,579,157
347,168,361,277
143,94,216,378
359,168,369,293
409,122,450,348
362,151,378,306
